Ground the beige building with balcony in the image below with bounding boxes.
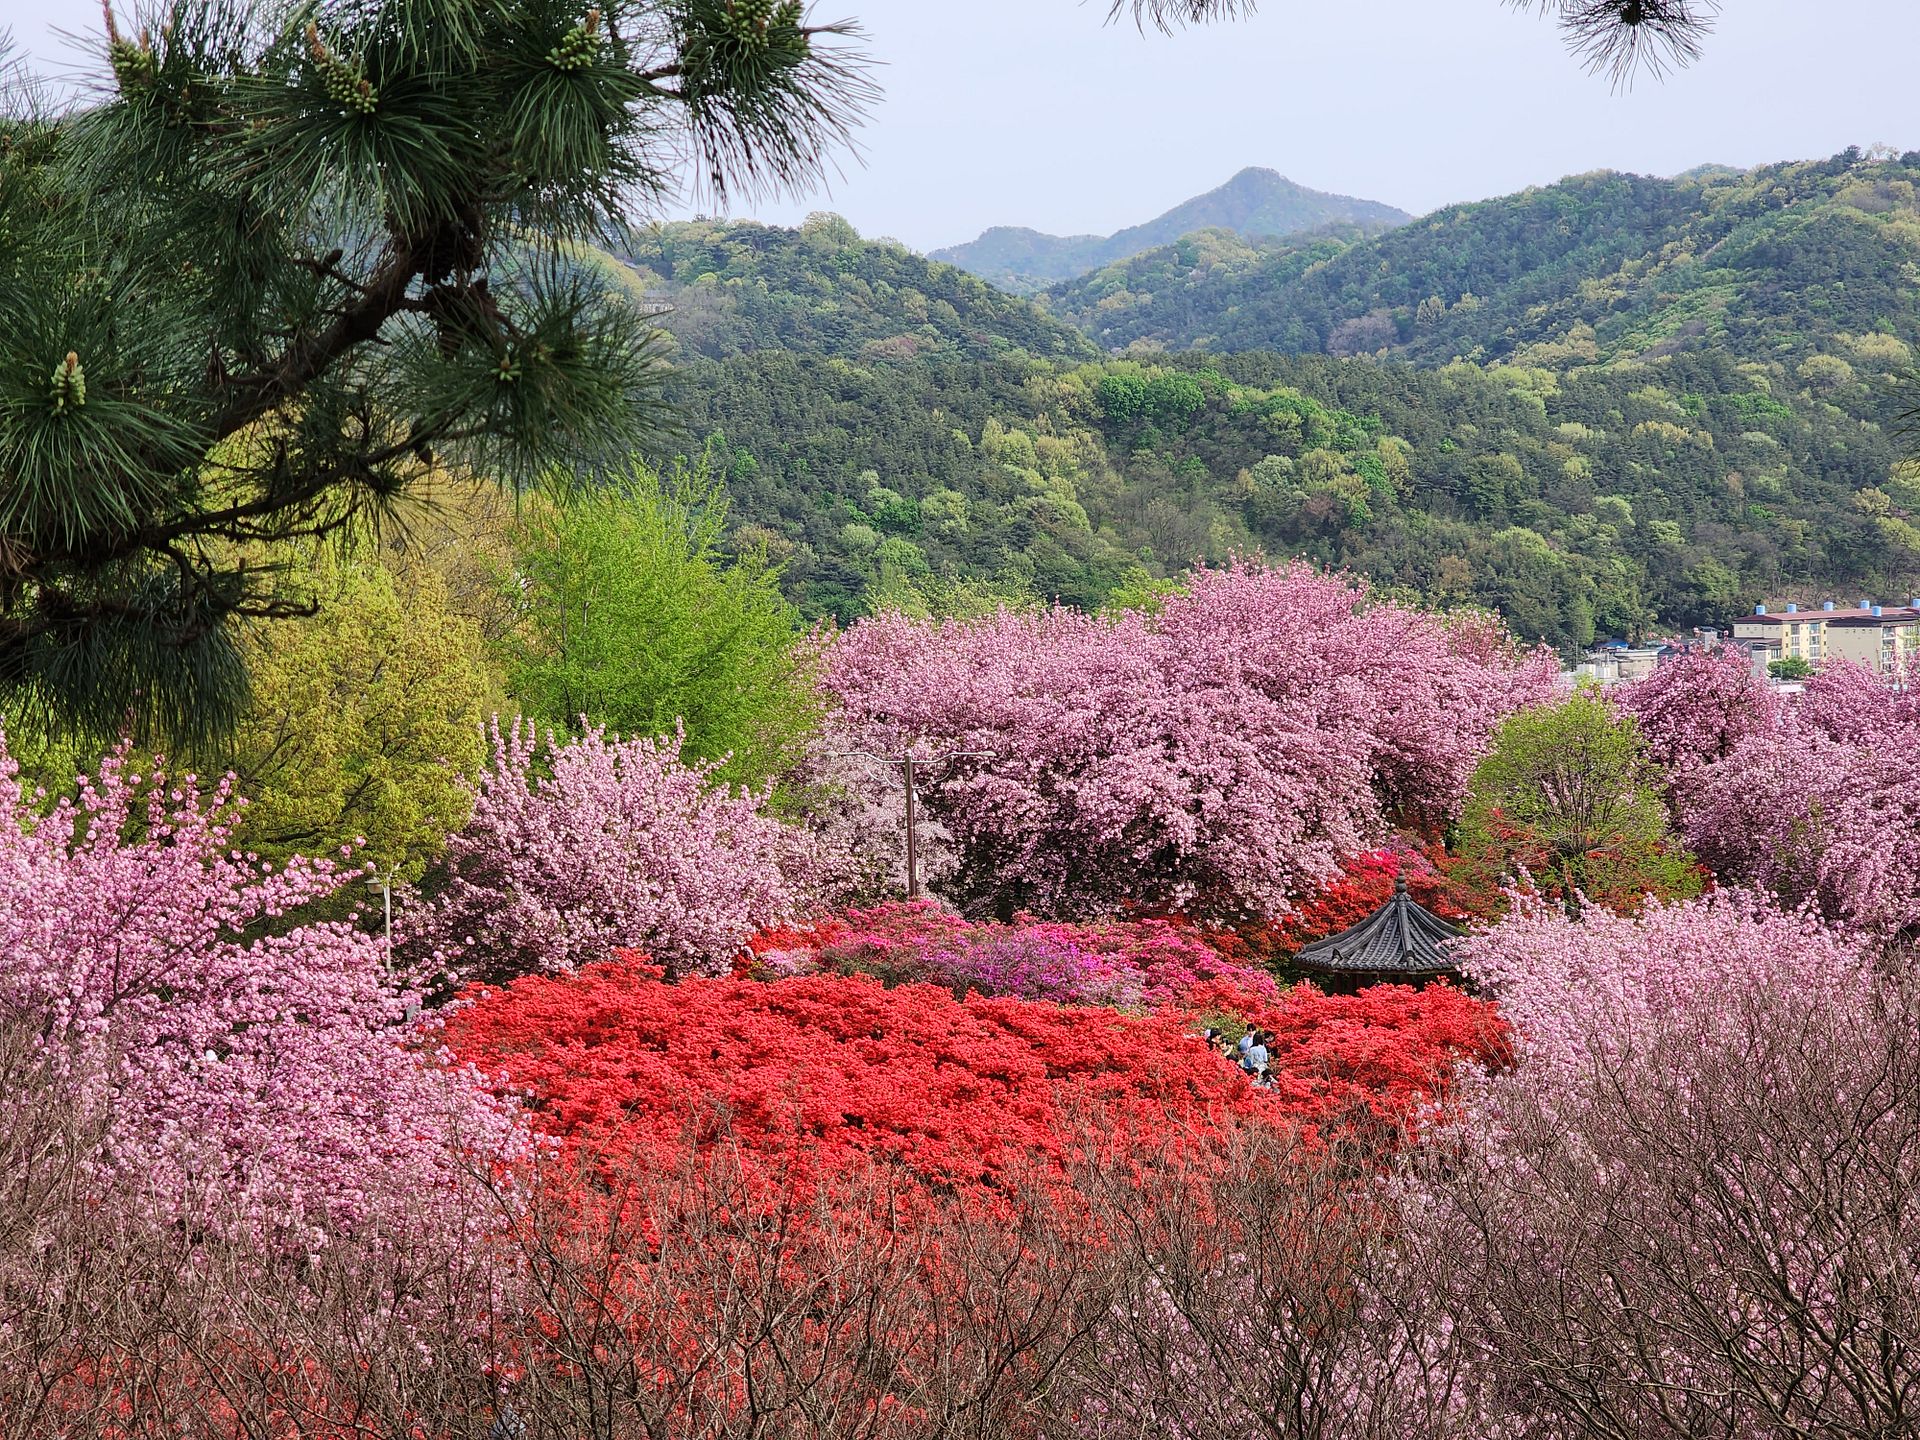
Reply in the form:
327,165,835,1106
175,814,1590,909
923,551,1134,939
1734,601,1920,673
1826,610,1920,675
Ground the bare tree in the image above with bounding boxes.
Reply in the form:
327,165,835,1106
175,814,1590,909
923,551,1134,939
1,1055,1111,1440
488,1130,1111,1439
1052,1118,1484,1440
1410,971,1920,1438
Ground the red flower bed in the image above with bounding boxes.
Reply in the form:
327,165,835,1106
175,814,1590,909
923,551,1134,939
444,953,1509,1191
436,957,1509,1435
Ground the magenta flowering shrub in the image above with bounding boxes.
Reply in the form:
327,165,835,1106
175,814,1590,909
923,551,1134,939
0,736,523,1251
823,560,1555,921
1672,660,1920,942
409,720,811,983
936,932,1147,1009
751,901,1280,1012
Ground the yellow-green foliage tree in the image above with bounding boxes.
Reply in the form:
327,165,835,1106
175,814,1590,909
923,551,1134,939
205,553,493,883
506,460,823,790
1455,691,1703,916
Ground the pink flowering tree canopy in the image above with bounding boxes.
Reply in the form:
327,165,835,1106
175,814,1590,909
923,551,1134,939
1427,892,1918,1436
406,720,814,983
0,735,523,1250
822,559,1556,921
1616,647,1779,779
1673,659,1920,943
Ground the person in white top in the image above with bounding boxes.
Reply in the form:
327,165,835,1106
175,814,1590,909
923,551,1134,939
1241,1029,1270,1075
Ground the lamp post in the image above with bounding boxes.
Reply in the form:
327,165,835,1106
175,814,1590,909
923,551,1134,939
366,865,396,961
832,748,994,898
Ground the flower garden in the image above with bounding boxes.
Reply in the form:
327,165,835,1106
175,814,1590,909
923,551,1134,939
5,563,1919,1438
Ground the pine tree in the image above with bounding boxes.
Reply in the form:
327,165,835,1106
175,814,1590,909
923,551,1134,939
1116,1,1712,82
0,0,869,738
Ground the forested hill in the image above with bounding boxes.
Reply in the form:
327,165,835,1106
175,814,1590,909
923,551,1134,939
1043,149,1920,367
656,327,1919,647
928,168,1409,293
627,185,1920,653
614,214,1095,363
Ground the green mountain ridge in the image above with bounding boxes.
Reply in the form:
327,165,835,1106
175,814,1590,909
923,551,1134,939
603,153,1920,653
928,167,1410,293
1042,148,1920,369
614,212,1096,364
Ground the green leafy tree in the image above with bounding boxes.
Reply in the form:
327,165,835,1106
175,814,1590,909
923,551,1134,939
1769,656,1815,680
198,551,495,883
1457,692,1702,914
507,459,821,788
0,0,867,739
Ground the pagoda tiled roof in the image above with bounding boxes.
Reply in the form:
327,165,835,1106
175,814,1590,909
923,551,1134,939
1293,875,1462,978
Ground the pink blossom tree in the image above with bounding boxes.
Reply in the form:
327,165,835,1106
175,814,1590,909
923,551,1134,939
822,560,1554,921
408,720,813,982
1421,894,1920,1438
1673,661,1920,943
0,734,523,1254
1616,647,1778,779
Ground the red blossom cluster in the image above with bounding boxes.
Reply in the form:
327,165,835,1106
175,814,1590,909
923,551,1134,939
442,954,1508,1194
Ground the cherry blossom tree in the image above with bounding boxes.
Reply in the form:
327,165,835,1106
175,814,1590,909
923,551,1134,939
1616,647,1778,781
408,720,815,983
1421,894,1920,1438
0,733,522,1252
1673,661,1920,943
822,560,1555,921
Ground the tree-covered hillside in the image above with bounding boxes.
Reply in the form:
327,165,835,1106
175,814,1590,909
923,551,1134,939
928,168,1408,293
646,225,1919,645
616,214,1095,363
1044,149,1920,369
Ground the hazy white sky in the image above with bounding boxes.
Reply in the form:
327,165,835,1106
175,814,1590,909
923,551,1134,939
7,0,1918,251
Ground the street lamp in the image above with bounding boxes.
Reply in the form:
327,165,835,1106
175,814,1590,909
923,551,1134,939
831,748,995,899
366,864,397,961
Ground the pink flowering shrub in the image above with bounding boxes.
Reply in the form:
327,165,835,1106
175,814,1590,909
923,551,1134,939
0,735,523,1252
1616,647,1778,779
1422,893,1919,1437
823,560,1555,921
1455,890,1866,1089
408,720,812,983
746,901,1281,1011
1675,660,1920,942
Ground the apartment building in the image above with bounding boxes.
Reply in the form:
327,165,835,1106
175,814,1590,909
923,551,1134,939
1827,607,1920,674
1733,600,1920,673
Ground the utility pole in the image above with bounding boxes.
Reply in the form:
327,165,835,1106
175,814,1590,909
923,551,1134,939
902,751,919,898
831,748,994,899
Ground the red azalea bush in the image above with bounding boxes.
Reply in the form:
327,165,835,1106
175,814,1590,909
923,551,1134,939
742,900,1282,1010
446,963,1255,1191
443,953,1509,1190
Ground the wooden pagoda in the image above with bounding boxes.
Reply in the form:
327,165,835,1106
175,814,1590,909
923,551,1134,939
1292,875,1462,990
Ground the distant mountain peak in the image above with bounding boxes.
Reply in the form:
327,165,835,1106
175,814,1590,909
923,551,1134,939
930,172,1410,294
